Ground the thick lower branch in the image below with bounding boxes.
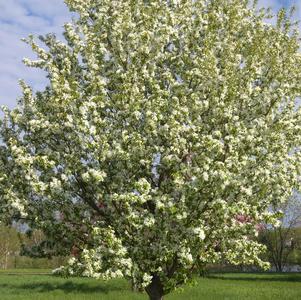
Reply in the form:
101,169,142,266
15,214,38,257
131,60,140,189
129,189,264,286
145,274,164,300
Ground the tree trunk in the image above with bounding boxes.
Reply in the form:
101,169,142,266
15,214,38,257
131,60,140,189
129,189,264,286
145,274,164,300
4,252,9,270
275,262,283,272
278,263,283,273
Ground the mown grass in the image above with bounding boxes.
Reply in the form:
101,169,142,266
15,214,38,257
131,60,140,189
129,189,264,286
0,269,51,274
0,270,300,300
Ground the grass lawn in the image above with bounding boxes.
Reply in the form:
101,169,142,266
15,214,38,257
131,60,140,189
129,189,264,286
0,270,300,300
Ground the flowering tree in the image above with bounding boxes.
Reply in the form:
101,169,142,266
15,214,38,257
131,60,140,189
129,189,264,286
1,0,301,299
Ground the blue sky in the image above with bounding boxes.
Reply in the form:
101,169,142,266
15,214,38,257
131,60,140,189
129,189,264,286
0,0,300,109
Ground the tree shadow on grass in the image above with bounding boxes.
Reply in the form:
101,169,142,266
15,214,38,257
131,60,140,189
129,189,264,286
0,281,126,294
206,273,301,283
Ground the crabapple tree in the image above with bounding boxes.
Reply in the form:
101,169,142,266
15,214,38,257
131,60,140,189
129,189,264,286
1,0,301,299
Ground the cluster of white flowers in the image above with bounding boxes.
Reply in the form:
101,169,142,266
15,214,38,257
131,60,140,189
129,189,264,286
81,169,106,183
191,227,206,240
142,273,153,288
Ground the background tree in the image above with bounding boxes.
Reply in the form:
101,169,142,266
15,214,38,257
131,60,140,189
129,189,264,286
0,225,20,269
1,0,301,299
259,194,301,272
19,228,58,259
18,228,68,269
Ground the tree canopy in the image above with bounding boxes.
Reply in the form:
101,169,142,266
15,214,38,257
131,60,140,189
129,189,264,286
1,0,301,299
